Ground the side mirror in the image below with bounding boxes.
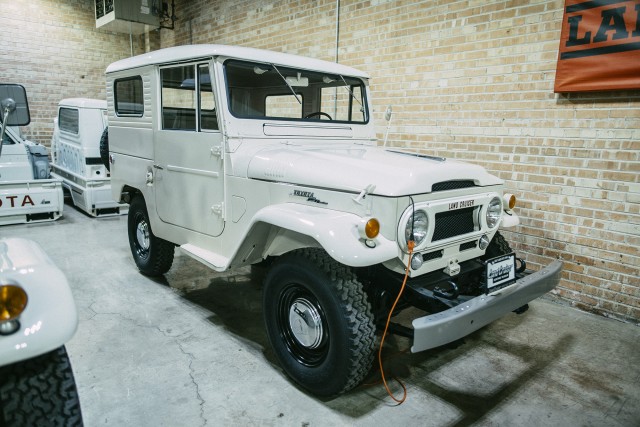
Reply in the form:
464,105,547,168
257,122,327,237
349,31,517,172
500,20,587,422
0,84,30,126
383,105,393,147
384,105,392,122
0,84,30,157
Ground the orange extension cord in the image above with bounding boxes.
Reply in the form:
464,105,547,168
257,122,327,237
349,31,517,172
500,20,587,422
378,240,414,405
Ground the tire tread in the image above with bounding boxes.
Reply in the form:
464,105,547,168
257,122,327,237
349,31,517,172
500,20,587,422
128,196,174,276
270,248,376,395
0,346,82,426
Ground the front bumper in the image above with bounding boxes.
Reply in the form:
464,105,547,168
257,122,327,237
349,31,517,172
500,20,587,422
411,260,563,352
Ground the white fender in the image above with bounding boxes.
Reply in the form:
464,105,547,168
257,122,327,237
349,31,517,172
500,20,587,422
0,238,78,367
253,203,398,267
500,210,520,228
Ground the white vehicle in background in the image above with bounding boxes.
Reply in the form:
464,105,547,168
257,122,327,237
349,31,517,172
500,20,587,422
0,84,63,226
51,98,127,217
105,45,563,398
0,83,82,426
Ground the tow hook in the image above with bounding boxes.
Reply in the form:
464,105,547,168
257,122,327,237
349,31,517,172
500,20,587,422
433,280,459,300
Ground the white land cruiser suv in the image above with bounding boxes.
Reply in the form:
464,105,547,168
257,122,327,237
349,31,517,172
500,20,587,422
105,45,562,397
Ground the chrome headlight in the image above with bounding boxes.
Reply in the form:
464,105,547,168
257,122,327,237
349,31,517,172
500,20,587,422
486,197,502,228
405,210,428,247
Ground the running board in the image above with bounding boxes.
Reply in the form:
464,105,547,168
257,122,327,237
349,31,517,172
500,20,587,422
180,244,229,272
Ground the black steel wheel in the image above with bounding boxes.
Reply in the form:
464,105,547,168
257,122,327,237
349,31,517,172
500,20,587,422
277,284,329,367
99,127,109,172
128,195,174,276
263,249,376,397
0,346,83,427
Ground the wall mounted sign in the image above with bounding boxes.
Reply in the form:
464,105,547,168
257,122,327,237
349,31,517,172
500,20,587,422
555,0,640,92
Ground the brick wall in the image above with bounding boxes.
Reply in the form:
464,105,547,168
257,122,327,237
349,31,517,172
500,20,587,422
3,0,638,322
0,0,142,143
162,0,639,322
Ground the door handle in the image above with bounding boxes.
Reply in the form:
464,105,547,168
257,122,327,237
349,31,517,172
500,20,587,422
153,164,164,170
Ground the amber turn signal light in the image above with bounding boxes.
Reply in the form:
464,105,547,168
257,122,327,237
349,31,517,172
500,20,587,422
365,218,380,239
503,193,516,210
0,285,28,321
358,217,380,240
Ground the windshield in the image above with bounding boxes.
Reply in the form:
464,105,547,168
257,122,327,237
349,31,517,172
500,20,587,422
224,60,368,124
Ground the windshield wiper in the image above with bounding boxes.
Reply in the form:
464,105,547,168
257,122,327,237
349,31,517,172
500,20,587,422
338,75,363,111
271,63,302,105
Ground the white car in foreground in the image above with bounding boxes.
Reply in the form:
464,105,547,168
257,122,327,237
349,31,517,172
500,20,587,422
0,238,82,426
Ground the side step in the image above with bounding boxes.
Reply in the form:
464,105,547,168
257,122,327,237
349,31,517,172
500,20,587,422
180,244,229,272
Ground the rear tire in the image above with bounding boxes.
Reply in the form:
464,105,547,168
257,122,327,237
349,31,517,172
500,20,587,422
99,127,109,171
128,196,174,276
0,346,82,427
263,249,376,397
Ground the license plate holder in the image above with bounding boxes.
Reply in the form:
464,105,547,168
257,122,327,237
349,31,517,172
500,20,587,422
485,253,516,293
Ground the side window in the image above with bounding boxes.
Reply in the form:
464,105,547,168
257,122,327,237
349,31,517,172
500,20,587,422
161,65,196,131
198,64,218,131
58,107,79,134
161,64,218,131
114,77,144,116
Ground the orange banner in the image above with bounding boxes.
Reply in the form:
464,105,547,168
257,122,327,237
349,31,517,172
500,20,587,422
555,0,640,92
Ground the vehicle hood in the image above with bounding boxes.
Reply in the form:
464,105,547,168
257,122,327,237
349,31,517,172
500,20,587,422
247,144,502,196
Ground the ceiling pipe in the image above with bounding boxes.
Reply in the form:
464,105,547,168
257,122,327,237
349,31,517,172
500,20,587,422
335,0,340,63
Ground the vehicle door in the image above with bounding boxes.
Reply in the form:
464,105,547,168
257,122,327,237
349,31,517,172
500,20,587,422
154,62,225,236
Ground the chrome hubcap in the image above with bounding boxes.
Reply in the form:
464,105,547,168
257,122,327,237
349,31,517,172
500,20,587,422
136,221,150,251
288,298,323,349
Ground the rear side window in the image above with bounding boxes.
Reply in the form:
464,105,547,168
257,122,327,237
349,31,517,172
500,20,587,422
115,77,144,116
58,107,79,134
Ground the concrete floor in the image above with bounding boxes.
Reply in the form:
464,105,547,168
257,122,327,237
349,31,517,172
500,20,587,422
4,203,640,426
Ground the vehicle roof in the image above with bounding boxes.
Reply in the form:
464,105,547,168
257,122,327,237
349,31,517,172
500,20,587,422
105,44,370,78
58,98,107,109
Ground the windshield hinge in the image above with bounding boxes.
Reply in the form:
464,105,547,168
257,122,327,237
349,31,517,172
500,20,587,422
352,184,376,205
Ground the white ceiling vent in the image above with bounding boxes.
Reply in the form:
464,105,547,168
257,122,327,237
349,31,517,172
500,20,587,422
95,0,160,35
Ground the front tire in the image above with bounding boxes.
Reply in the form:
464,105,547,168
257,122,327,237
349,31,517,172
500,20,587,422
0,346,82,427
128,196,174,276
263,249,376,397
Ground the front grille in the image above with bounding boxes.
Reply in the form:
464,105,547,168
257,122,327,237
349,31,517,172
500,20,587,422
423,250,443,261
460,241,477,251
433,207,476,241
432,180,476,192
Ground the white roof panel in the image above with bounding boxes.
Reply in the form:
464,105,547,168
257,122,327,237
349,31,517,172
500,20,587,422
58,98,107,109
105,44,369,78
